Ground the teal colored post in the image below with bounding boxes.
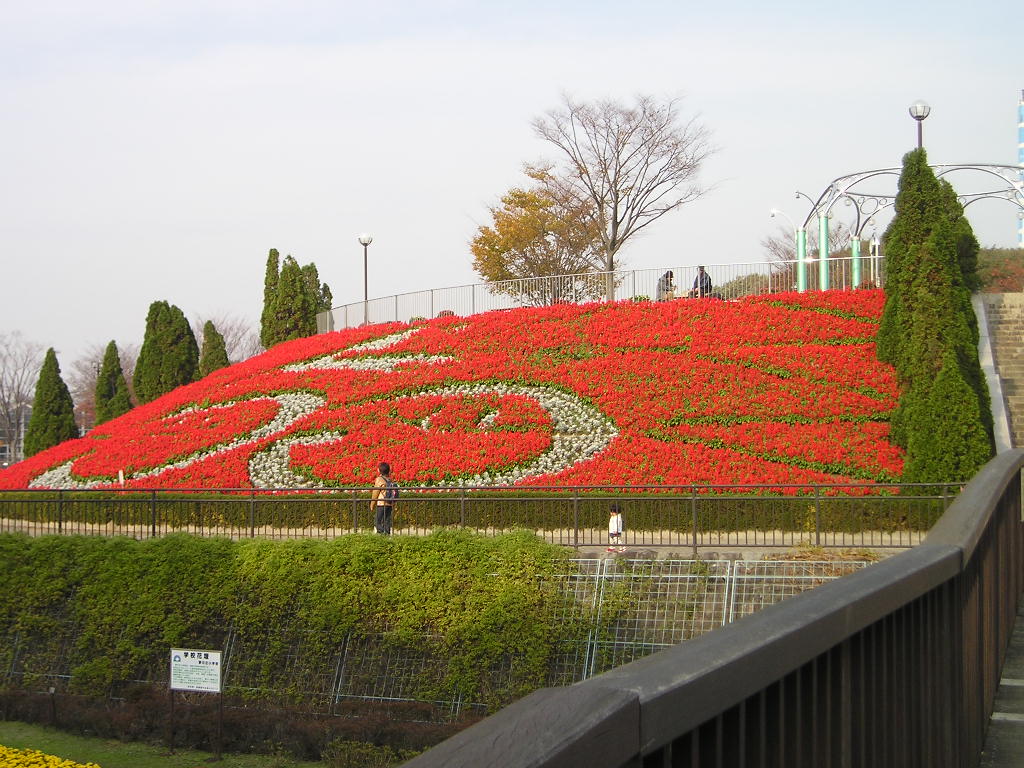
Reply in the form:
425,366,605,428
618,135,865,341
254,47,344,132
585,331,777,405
796,228,807,292
818,215,830,291
851,237,862,288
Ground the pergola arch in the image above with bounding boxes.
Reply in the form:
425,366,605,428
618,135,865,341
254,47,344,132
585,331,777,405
790,164,1024,292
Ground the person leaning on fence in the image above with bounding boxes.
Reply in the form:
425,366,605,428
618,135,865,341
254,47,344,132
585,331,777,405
689,265,713,298
607,502,625,553
656,271,675,301
370,462,399,535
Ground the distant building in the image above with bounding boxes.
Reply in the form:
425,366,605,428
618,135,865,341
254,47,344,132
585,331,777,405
0,403,32,466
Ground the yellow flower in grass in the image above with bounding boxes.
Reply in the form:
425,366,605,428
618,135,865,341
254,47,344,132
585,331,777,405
0,744,101,768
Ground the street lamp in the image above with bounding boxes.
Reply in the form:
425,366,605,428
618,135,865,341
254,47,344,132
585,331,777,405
358,233,373,325
795,190,816,209
769,208,796,231
908,100,931,149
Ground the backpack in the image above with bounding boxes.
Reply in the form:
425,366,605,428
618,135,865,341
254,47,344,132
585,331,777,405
383,477,399,504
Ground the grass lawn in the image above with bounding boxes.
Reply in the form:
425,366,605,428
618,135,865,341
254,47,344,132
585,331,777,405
0,721,322,768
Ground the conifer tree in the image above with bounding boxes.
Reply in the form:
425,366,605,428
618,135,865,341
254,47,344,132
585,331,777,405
270,256,316,343
903,349,992,485
877,148,993,480
95,341,132,425
133,301,169,404
259,250,332,349
877,149,944,371
300,262,334,330
160,303,200,392
133,301,200,404
940,180,981,293
199,321,230,377
24,348,78,457
260,248,280,350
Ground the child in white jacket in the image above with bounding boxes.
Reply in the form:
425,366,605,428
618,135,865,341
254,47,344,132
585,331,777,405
607,503,624,553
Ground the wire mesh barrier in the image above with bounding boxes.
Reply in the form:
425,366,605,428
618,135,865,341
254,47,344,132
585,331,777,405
726,559,868,623
0,483,955,549
404,451,1024,768
1,558,868,717
317,257,886,331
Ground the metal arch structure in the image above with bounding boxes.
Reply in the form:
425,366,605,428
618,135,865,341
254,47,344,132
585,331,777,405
790,163,1024,292
802,163,1024,233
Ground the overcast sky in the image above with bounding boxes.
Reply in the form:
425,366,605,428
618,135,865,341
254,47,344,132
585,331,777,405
2,0,1022,369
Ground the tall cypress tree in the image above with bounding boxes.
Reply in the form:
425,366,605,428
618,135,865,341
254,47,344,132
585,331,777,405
903,349,992,485
877,149,993,481
260,249,280,350
877,149,945,372
133,301,200,404
260,250,331,348
300,263,333,331
159,304,200,393
199,321,230,377
24,348,78,457
95,341,132,425
271,256,316,343
940,180,981,293
133,301,170,404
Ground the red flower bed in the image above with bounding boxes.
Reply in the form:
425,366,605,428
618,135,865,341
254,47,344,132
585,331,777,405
0,290,902,491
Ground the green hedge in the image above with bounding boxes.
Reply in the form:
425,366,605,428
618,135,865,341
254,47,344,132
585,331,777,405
0,531,578,709
0,489,947,535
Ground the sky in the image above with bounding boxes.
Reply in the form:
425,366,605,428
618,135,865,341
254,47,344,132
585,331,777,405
2,0,1022,370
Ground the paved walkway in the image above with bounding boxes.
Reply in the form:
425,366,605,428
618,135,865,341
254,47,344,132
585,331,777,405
981,600,1024,766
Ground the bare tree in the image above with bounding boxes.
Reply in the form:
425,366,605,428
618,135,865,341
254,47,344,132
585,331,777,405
760,219,853,262
0,332,45,465
740,219,859,296
68,343,106,434
192,313,261,363
67,342,140,433
532,94,714,297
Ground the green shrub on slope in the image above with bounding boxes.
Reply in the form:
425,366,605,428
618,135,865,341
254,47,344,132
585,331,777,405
0,531,574,706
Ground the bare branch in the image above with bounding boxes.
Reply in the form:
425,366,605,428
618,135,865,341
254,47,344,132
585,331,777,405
192,313,261,363
0,332,45,465
533,94,715,287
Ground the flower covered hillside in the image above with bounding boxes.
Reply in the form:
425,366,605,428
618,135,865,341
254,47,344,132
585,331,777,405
0,290,902,491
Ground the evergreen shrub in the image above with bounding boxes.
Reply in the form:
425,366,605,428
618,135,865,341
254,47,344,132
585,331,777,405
23,349,78,458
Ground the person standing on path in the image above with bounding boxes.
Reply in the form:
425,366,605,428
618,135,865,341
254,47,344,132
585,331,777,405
608,502,624,552
371,462,398,535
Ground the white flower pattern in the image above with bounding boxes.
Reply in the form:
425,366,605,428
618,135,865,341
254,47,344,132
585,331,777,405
27,327,618,489
247,383,618,488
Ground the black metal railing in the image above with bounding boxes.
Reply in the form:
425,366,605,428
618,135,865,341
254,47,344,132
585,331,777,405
402,450,1024,767
0,483,955,550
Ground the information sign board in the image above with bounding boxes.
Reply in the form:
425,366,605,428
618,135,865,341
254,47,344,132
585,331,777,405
169,648,222,693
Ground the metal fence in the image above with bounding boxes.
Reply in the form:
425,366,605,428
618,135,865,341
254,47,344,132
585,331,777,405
0,482,954,550
317,256,885,331
3,558,869,717
404,449,1024,767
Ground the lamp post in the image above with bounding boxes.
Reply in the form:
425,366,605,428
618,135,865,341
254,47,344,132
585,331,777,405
870,233,881,286
358,233,373,326
770,208,808,293
795,190,816,208
795,192,819,292
909,100,931,149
